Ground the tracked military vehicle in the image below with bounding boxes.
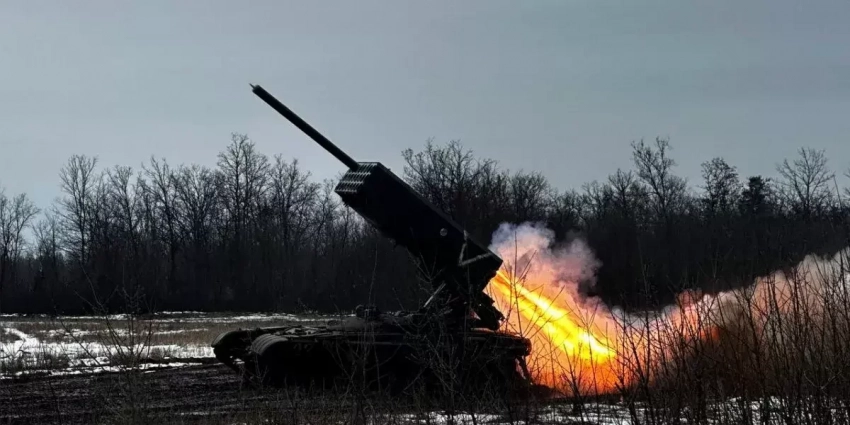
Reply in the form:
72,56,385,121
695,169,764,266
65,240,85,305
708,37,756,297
211,84,533,397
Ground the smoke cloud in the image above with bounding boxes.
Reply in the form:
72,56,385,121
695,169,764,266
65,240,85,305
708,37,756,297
489,222,602,301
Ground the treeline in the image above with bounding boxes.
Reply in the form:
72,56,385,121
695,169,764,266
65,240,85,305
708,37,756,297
0,135,848,314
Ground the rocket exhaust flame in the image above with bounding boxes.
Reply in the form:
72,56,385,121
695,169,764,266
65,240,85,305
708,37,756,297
484,222,627,394
487,269,622,394
485,222,850,398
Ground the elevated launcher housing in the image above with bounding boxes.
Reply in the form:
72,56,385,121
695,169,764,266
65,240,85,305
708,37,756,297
250,84,505,331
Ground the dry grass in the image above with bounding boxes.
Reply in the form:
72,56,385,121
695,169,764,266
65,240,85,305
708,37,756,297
0,327,21,343
0,345,72,375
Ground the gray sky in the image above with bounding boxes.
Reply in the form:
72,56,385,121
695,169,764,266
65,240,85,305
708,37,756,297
2,0,849,210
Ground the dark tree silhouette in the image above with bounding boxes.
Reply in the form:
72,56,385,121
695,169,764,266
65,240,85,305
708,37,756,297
1,136,847,314
776,148,835,221
0,190,39,312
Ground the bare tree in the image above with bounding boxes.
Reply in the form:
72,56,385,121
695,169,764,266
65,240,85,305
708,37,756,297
215,134,270,300
268,156,319,261
169,164,220,302
85,170,112,290
402,140,494,224
313,179,340,255
172,164,219,247
508,170,549,223
106,165,141,251
475,161,511,227
58,155,99,265
739,176,775,218
548,189,584,235
580,180,612,225
776,147,834,219
142,157,180,285
103,165,144,296
631,137,687,220
32,211,62,303
700,157,740,218
33,212,62,268
217,133,270,240
607,169,649,223
0,188,39,312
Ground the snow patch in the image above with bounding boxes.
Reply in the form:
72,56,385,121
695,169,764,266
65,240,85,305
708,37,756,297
0,312,339,378
0,361,204,380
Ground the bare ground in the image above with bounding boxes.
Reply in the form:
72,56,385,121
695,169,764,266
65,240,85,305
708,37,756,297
0,361,294,425
0,314,593,424
0,362,568,425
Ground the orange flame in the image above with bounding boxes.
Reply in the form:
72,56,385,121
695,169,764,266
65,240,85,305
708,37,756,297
486,269,622,394
486,267,730,395
484,224,850,397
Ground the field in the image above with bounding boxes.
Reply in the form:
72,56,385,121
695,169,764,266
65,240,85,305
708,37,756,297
3,299,850,425
1,312,628,425
0,312,329,378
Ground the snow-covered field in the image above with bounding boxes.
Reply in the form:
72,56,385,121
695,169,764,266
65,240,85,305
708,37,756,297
0,311,330,378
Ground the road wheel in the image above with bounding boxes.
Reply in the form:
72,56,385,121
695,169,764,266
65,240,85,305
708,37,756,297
250,334,288,386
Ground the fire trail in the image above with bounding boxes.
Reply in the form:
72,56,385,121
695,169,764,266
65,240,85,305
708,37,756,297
487,269,621,394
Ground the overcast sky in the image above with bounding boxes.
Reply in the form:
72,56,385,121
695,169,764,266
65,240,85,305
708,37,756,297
2,1,849,210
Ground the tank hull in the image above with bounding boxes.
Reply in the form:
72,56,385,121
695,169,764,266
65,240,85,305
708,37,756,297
212,312,533,397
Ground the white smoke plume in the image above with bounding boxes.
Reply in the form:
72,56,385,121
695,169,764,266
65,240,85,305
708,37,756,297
489,222,602,301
